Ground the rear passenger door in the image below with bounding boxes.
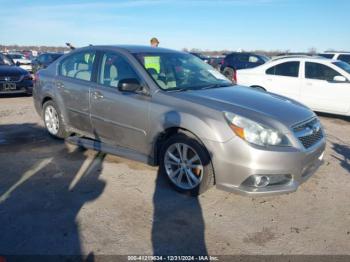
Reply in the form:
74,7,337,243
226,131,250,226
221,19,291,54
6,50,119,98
89,51,150,154
263,61,301,101
56,50,96,135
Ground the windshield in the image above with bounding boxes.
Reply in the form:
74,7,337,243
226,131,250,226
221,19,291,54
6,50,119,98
333,61,350,74
0,54,14,66
133,52,232,91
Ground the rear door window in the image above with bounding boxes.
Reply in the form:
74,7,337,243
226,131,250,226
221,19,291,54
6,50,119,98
266,61,300,77
305,62,340,81
60,51,96,81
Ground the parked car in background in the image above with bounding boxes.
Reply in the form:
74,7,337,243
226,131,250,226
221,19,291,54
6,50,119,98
6,53,32,73
32,52,63,74
189,52,209,63
237,56,350,116
0,53,33,95
208,56,224,70
33,45,325,196
220,52,269,82
318,52,350,64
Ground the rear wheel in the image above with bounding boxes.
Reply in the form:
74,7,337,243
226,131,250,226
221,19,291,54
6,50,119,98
43,100,69,139
160,133,214,196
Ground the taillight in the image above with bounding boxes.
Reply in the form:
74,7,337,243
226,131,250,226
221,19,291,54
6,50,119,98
33,73,39,83
232,69,237,84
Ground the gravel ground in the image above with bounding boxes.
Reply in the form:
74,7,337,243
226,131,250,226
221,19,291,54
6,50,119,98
0,95,349,258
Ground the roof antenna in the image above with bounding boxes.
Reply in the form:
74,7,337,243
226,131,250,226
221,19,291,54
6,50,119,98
65,42,75,50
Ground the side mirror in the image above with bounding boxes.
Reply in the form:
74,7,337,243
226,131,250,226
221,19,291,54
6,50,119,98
15,61,21,66
333,75,347,82
118,78,143,93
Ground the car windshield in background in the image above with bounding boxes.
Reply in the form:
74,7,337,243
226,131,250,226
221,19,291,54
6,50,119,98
8,54,24,59
133,52,232,91
333,61,350,74
0,54,14,66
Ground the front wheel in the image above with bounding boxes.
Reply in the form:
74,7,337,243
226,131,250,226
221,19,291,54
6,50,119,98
160,133,214,196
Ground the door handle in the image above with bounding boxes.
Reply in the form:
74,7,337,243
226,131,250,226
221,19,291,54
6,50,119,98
56,81,64,89
306,82,312,86
267,78,272,81
92,91,104,100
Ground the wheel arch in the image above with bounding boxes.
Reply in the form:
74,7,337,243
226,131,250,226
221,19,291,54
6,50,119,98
250,85,266,91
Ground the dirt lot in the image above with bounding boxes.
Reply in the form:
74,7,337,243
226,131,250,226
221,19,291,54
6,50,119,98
0,95,349,258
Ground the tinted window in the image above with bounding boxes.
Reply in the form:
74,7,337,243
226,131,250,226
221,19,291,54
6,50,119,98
237,54,249,62
60,51,95,81
305,62,340,81
38,54,50,63
98,52,139,88
332,61,350,74
266,62,300,77
338,54,350,64
318,54,334,59
0,54,14,65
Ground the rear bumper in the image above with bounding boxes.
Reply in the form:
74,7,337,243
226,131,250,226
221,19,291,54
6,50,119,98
204,136,326,196
0,80,33,94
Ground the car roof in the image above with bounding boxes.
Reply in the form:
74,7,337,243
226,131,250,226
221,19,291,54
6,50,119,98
82,45,182,54
226,52,263,56
323,51,350,54
268,55,336,63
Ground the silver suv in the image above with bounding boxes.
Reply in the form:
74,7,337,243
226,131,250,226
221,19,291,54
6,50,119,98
33,46,326,196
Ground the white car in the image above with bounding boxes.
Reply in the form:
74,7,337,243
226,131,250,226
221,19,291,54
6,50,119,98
7,53,32,72
318,52,350,64
237,56,350,116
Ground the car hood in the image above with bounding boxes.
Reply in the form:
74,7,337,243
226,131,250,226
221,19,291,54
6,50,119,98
172,86,315,127
0,65,28,75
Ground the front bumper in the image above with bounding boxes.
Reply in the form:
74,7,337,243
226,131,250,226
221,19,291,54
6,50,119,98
204,136,326,196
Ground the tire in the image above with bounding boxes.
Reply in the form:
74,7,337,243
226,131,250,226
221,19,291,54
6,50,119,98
223,67,234,81
42,100,69,139
159,133,214,196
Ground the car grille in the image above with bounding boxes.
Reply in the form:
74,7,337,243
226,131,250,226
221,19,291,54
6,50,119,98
298,129,323,149
0,75,22,82
293,117,324,149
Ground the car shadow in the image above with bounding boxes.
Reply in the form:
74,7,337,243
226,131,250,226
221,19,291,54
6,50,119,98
331,143,350,173
0,123,105,260
151,169,208,255
316,112,350,123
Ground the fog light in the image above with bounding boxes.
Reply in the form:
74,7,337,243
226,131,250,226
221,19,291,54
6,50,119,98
253,175,270,187
241,174,292,188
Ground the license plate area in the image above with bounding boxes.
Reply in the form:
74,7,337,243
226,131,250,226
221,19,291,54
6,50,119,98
2,83,16,90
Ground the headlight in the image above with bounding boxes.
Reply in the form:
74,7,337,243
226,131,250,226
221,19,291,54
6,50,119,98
224,112,290,147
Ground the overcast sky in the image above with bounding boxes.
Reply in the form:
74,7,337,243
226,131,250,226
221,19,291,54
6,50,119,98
0,0,349,52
